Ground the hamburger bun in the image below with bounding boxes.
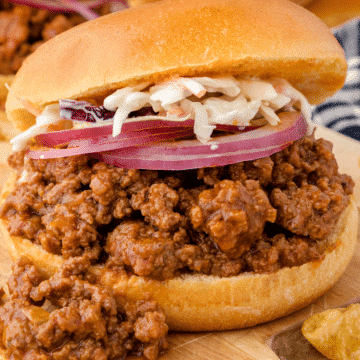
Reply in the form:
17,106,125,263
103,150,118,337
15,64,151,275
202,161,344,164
0,76,17,141
6,0,346,131
307,0,360,28
0,0,357,332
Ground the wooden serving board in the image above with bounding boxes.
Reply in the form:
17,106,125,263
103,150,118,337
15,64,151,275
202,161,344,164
0,126,360,360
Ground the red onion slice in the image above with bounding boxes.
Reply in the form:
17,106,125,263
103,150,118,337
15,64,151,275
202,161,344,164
6,0,113,10
92,112,306,169
93,142,291,170
6,0,121,20
36,124,112,147
28,128,193,159
36,119,194,147
35,119,248,147
58,0,98,20
106,112,305,157
29,112,306,171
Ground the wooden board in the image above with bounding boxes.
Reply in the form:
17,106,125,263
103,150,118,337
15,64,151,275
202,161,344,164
0,126,360,360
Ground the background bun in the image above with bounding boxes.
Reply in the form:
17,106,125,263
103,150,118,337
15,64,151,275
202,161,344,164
0,172,357,331
0,75,18,141
127,0,315,7
307,0,360,28
6,0,346,131
293,0,314,5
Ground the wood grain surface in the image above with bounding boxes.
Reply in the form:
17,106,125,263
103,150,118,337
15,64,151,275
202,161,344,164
0,127,359,360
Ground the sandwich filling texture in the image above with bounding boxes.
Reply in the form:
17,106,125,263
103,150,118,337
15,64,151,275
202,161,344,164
0,257,168,360
0,133,354,280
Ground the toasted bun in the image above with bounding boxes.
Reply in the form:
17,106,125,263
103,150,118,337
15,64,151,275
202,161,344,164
0,171,357,331
6,0,346,131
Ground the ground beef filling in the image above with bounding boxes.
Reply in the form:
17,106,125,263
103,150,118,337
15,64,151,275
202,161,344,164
0,257,168,360
0,1,110,75
0,134,354,280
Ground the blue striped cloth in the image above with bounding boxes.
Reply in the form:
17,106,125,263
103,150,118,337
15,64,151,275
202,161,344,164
312,18,360,141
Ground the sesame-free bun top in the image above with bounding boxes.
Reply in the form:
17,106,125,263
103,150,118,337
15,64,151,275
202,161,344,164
6,0,346,131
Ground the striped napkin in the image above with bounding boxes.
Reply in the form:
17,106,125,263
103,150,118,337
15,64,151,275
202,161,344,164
313,18,360,141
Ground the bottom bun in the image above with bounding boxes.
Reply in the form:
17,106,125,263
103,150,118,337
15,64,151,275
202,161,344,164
0,171,358,331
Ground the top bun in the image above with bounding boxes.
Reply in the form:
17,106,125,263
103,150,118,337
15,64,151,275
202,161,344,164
6,0,346,131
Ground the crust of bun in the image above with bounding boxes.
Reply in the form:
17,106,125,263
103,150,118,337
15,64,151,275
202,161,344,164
0,171,358,331
6,0,346,131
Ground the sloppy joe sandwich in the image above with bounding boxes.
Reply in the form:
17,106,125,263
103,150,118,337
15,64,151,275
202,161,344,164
0,0,357,333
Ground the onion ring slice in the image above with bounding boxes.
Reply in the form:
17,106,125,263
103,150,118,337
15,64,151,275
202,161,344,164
92,112,306,170
35,119,253,147
7,0,111,10
27,127,193,159
29,112,306,171
35,119,194,147
106,112,305,157
94,142,292,170
6,0,121,20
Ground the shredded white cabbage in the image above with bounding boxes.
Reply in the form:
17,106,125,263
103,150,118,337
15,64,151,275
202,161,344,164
112,92,150,136
10,104,62,151
203,95,261,126
237,79,279,101
181,99,215,143
268,78,314,133
193,76,241,97
259,105,281,126
10,76,313,151
150,81,191,108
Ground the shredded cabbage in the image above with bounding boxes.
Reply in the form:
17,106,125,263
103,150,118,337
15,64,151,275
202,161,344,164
10,76,313,151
